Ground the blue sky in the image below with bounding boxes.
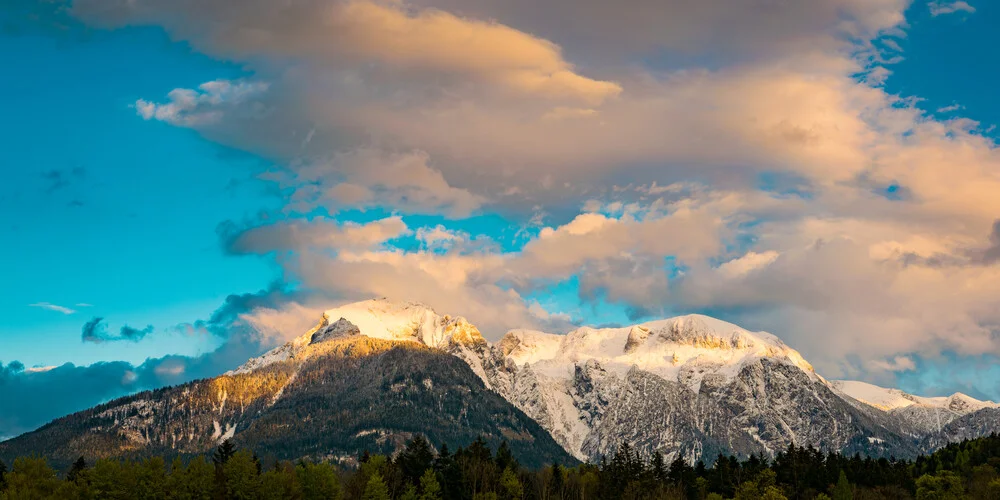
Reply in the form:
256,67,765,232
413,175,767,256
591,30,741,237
3,0,1000,438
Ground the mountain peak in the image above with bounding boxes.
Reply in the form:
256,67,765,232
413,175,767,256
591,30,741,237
310,317,361,344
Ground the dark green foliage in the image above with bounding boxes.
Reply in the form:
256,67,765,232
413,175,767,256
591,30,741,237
7,427,1000,499
213,440,237,466
398,436,435,485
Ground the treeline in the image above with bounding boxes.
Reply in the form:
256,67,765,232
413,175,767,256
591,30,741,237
4,434,1000,499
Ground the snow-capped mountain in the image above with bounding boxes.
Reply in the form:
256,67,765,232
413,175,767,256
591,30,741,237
459,315,917,462
830,380,998,436
231,299,487,375
4,298,996,467
227,299,998,463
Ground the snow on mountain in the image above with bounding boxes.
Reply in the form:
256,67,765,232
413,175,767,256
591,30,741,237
498,315,817,392
831,380,996,414
226,299,996,463
830,380,922,411
232,298,485,374
830,379,998,435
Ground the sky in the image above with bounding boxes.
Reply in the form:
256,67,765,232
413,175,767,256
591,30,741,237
2,0,1000,439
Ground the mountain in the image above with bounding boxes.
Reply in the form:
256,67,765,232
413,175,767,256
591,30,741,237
830,379,998,436
0,301,574,469
457,315,923,462
2,298,996,468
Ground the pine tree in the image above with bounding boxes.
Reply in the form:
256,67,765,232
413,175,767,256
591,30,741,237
0,459,7,490
398,436,435,485
362,472,391,500
651,451,667,483
419,468,443,500
832,470,852,500
495,441,518,473
213,439,237,466
67,456,88,483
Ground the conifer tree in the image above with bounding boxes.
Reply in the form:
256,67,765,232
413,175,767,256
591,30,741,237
419,468,443,500
362,471,391,500
212,439,237,466
832,470,852,500
67,456,87,483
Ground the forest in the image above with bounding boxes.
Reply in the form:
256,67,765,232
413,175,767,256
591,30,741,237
2,434,999,499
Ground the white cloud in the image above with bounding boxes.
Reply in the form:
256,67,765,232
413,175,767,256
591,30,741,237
28,302,76,315
928,1,976,16
135,80,268,126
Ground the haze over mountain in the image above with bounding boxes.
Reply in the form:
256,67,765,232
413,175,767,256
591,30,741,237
5,299,998,468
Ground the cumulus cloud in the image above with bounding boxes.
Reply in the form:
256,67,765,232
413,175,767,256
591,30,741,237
76,0,620,105
47,0,1000,398
289,150,486,218
135,80,269,126
928,1,976,16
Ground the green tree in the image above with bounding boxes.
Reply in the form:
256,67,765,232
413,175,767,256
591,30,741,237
499,467,523,500
297,461,341,500
87,459,136,500
168,456,214,500
398,436,435,486
916,471,965,500
223,450,261,500
135,457,168,500
2,457,62,499
260,462,303,500
362,472,391,500
419,469,442,500
832,470,852,500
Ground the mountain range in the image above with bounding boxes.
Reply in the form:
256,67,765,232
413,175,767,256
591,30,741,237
2,298,998,467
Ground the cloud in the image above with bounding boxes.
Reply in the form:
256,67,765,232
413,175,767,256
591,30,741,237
56,0,1000,399
80,317,107,343
81,317,156,343
77,0,620,105
135,80,269,126
974,219,1000,265
1,284,306,439
28,302,76,315
220,216,411,255
288,150,486,218
928,1,976,16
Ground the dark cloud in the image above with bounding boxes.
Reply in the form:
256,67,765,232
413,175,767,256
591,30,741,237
81,317,155,343
80,316,107,343
1,285,301,440
119,324,155,341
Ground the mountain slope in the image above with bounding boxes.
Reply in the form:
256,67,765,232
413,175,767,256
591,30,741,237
0,329,574,469
460,316,919,462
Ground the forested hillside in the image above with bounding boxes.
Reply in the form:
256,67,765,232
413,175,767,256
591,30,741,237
4,433,1000,499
